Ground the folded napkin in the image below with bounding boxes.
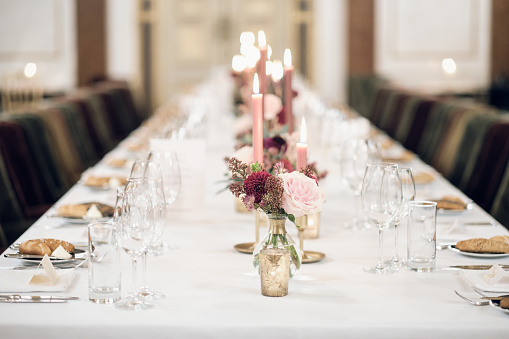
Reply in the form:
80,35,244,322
0,269,75,293
460,269,509,293
0,255,76,293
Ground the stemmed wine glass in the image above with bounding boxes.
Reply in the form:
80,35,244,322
148,151,181,207
148,150,181,253
129,160,167,301
115,177,157,310
340,138,381,230
389,168,416,267
361,162,403,274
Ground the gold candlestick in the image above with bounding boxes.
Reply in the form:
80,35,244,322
295,214,326,264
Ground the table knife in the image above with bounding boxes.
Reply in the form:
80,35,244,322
445,265,509,270
0,298,67,303
0,295,79,301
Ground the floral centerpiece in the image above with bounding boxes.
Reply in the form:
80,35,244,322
228,157,325,276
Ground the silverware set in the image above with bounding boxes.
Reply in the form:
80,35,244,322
0,294,79,303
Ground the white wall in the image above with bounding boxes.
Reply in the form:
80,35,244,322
313,0,347,104
106,0,138,83
0,0,76,92
375,0,491,94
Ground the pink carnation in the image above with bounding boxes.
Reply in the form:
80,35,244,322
280,171,325,217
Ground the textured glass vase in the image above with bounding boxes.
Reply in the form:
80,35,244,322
252,214,302,277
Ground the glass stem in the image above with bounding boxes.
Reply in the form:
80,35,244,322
132,256,139,301
378,227,384,268
394,222,399,260
354,193,361,228
141,251,147,291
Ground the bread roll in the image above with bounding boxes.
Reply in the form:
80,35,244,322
436,196,466,210
19,239,75,256
500,297,509,309
456,238,509,254
57,204,88,218
490,235,509,245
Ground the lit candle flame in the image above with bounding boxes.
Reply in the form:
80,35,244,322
300,117,307,143
266,61,272,76
284,49,292,67
253,73,259,94
240,32,255,45
258,31,266,47
271,60,283,82
232,55,247,72
267,45,272,60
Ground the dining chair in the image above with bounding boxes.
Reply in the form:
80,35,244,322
491,157,509,229
464,121,509,212
0,120,52,219
447,113,500,190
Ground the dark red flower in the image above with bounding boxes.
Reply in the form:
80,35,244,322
244,171,271,204
263,136,286,153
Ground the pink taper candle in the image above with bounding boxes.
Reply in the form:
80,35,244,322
296,117,307,171
252,73,264,165
284,48,294,133
257,31,267,107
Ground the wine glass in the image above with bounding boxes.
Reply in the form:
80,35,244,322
361,162,402,274
148,150,181,253
389,168,416,267
148,151,181,206
340,138,381,230
115,177,156,310
129,160,167,301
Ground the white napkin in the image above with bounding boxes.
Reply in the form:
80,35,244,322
460,269,509,293
0,269,75,292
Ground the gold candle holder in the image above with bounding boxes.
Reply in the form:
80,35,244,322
260,248,290,297
302,212,321,239
295,215,326,264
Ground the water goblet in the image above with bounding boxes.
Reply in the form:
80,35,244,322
129,160,167,301
389,167,416,267
148,150,181,253
340,138,381,230
361,162,402,274
115,177,156,310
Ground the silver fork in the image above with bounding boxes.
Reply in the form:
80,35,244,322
454,290,489,306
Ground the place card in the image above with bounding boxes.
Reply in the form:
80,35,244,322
29,255,59,286
483,264,508,286
150,138,206,211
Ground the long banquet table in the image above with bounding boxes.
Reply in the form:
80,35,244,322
1,70,508,338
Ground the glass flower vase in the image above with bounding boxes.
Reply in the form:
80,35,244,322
252,214,302,277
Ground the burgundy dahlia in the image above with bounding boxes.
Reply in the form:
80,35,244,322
263,136,286,153
243,171,271,204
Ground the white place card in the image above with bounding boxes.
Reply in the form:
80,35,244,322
150,138,206,211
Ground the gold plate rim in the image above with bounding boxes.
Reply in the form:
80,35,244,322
302,250,326,264
234,242,255,254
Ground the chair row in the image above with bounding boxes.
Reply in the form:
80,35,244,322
349,77,509,229
0,81,144,245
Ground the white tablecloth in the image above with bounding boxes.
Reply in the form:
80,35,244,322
1,72,508,338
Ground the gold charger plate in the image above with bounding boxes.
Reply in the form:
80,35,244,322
413,172,435,185
302,250,326,264
234,242,255,254
383,150,414,163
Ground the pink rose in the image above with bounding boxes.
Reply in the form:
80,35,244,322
280,172,325,217
264,94,283,120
